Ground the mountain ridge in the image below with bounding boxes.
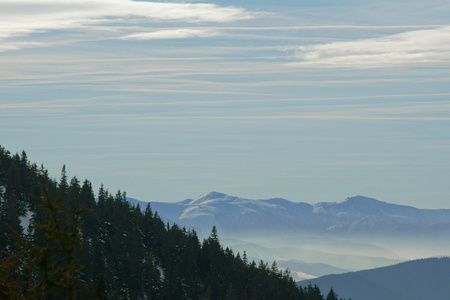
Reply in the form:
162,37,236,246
145,192,450,237
127,192,450,279
298,257,450,300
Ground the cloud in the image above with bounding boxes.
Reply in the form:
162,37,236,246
0,41,46,52
131,115,450,121
206,25,445,31
292,26,450,68
330,161,389,166
120,28,221,40
0,0,253,51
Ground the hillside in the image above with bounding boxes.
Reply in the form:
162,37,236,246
298,257,450,300
0,146,333,299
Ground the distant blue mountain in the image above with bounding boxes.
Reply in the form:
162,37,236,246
147,192,450,237
127,193,450,280
96,197,150,209
126,197,150,209
298,257,450,300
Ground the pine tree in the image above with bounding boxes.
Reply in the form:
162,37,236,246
243,250,248,266
0,177,91,299
98,184,107,203
326,287,339,300
58,165,68,194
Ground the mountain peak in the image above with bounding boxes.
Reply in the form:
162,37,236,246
340,195,385,205
189,191,230,204
200,191,228,200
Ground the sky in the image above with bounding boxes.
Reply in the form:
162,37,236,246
1,0,450,208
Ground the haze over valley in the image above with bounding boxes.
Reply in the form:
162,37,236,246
131,192,450,280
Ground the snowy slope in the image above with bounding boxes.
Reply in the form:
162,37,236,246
148,192,450,237
140,192,450,280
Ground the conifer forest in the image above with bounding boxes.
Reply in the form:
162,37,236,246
0,146,345,299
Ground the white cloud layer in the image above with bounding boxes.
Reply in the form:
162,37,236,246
120,28,221,40
0,0,252,51
294,26,450,68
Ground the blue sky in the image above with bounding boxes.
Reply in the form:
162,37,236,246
1,0,450,208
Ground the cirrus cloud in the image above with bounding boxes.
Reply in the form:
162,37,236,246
0,0,253,52
292,26,450,68
120,28,221,40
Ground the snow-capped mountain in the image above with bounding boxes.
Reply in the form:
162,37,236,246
149,192,450,237
140,192,450,279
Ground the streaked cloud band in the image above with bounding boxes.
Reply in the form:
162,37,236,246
293,26,450,68
120,29,221,40
0,0,253,51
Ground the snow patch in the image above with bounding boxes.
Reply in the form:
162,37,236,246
19,209,34,232
313,206,327,214
240,207,260,215
294,271,317,281
0,186,5,204
179,206,218,220
157,265,165,281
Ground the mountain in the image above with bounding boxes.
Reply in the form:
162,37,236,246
125,197,149,209
298,257,450,300
146,192,450,279
276,260,349,281
149,192,450,237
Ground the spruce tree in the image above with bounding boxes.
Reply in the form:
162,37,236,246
58,165,68,194
326,287,339,300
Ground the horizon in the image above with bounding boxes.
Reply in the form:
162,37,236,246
127,191,442,210
1,0,450,209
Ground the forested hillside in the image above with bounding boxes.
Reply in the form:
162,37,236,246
299,257,450,300
0,146,343,300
